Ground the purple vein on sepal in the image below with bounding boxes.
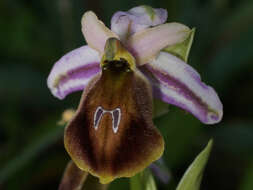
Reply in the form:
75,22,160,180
56,63,100,99
141,65,217,123
60,63,100,84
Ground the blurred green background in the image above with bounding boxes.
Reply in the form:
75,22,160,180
0,0,253,189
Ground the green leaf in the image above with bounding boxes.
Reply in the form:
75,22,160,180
163,28,195,62
130,169,157,190
176,139,213,190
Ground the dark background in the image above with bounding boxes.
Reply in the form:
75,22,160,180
0,0,253,189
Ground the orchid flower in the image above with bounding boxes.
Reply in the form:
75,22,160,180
47,5,223,184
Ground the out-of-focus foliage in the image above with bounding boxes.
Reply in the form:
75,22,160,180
0,0,253,190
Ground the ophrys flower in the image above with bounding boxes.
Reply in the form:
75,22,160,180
47,5,223,184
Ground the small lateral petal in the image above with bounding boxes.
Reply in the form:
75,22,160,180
82,11,119,54
142,52,223,124
126,23,190,65
111,5,167,40
47,46,100,99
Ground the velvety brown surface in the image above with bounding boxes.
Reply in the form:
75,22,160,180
64,61,164,182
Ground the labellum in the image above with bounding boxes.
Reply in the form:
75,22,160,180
64,38,164,184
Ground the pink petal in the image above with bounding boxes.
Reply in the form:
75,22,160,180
82,11,118,54
126,23,190,65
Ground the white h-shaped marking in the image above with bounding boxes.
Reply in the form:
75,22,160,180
94,106,121,133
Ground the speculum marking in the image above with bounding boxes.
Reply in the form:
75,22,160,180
94,106,121,133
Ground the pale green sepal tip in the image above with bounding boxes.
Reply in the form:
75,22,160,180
163,28,195,62
142,5,155,21
176,139,213,190
130,168,157,190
